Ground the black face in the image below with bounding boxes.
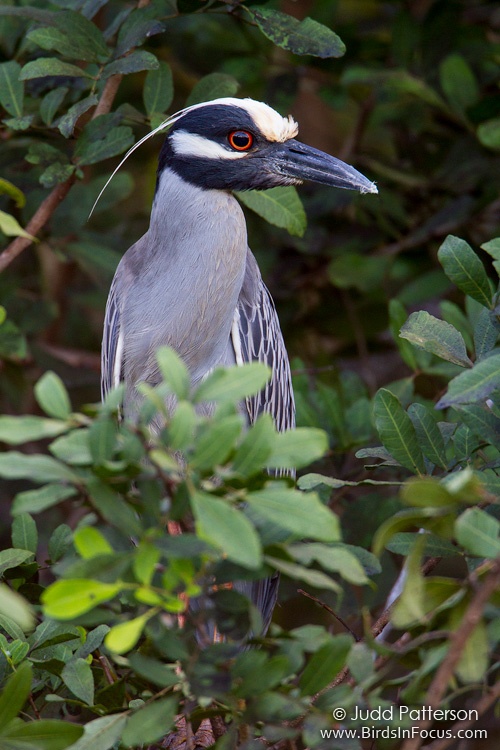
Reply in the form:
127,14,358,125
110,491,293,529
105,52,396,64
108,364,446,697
157,105,298,192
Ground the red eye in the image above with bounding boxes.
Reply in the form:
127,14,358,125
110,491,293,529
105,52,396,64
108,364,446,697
228,130,254,151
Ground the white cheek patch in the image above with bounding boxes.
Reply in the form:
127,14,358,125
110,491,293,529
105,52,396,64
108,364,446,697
170,131,248,160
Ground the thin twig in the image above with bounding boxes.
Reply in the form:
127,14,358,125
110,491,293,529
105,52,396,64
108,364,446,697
297,589,360,641
400,559,500,750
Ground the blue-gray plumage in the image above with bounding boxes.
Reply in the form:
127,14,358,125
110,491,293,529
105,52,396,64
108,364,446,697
101,97,377,640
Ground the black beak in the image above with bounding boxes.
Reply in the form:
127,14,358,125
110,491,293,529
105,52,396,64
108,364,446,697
270,139,377,194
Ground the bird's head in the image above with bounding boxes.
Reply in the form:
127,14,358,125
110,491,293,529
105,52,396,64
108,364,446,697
157,97,377,194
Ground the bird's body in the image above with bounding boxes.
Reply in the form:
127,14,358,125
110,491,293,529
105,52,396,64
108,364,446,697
101,97,376,638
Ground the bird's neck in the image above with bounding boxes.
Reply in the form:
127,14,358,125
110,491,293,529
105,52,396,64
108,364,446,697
134,168,248,381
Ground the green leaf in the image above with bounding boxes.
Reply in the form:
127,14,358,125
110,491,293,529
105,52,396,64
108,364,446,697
104,613,150,655
400,311,472,367
0,210,34,240
102,50,158,79
2,719,83,750
385,532,459,557
455,403,500,448
74,123,133,166
267,427,328,470
299,636,352,695
389,299,418,370
50,429,92,466
186,73,239,106
0,549,33,577
373,389,425,474
0,416,69,445
191,491,262,569
0,61,23,117
392,537,426,628
115,7,166,57
0,178,25,207
42,580,123,619
436,353,500,408
439,54,479,112
438,235,492,309
27,10,109,62
477,117,500,151
194,363,271,405
34,371,72,419
401,476,457,508
12,514,37,555
407,403,448,469
0,661,32,731
455,508,500,558
143,61,173,115
247,485,340,542
249,8,345,58
290,543,368,584
58,95,98,138
40,86,68,126
61,658,94,705
86,480,142,537
455,618,489,684
191,415,243,471
156,346,190,399
74,527,113,560
168,401,197,451
133,543,160,586
61,713,127,750
0,452,78,483
128,653,178,688
232,413,275,476
48,525,73,563
121,697,177,747
266,556,339,592
473,307,498,361
88,419,116,464
20,58,94,80
0,586,34,633
236,187,306,237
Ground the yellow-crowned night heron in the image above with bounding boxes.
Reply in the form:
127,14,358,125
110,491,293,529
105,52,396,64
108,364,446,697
101,97,377,638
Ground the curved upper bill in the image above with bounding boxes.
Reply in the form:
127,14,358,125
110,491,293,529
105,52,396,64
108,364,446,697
271,139,378,194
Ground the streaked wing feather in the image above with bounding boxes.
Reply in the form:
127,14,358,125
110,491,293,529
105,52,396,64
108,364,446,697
101,274,123,399
233,251,295,634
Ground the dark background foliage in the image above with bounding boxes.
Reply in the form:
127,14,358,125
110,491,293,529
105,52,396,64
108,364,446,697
0,1,500,749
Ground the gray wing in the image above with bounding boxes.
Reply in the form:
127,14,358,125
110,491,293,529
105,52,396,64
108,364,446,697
235,250,295,432
232,251,295,635
101,272,124,400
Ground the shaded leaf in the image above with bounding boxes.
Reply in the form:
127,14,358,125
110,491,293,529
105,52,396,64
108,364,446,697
436,353,500,408
102,50,158,79
62,713,127,750
455,508,500,558
400,311,472,367
477,118,500,151
143,61,173,115
20,58,94,80
249,8,345,58
438,235,491,308
61,658,94,705
194,363,270,405
121,697,177,747
299,636,352,695
0,586,34,633
373,389,425,474
0,549,33,577
0,452,78,483
0,661,32,731
408,403,448,469
34,371,72,419
12,514,37,554
2,719,83,750
0,61,23,117
267,427,328,470
58,95,98,138
439,54,479,112
186,72,239,106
